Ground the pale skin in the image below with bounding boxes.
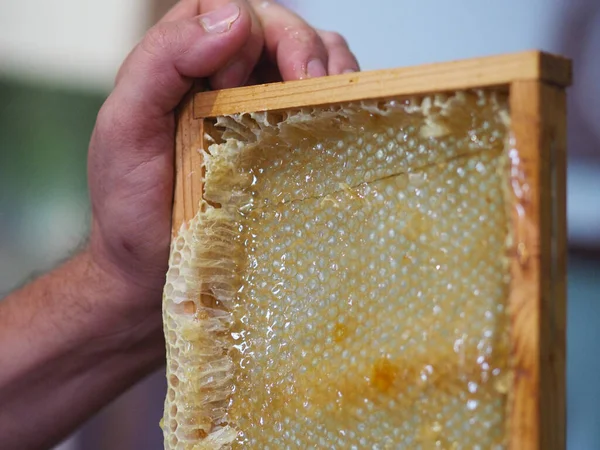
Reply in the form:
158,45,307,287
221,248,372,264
0,1,359,448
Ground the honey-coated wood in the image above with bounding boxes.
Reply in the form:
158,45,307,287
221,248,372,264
172,51,571,449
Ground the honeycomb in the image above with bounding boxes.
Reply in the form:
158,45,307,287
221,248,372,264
162,90,513,449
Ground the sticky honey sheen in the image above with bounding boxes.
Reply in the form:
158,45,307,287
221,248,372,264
162,90,512,449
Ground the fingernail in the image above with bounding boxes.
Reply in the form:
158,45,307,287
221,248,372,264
200,3,240,34
343,68,358,74
307,59,327,78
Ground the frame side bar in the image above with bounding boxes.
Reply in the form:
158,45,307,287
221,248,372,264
193,51,571,118
539,83,568,450
173,94,204,235
508,80,567,450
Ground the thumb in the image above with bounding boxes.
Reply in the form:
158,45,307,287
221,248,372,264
109,2,251,120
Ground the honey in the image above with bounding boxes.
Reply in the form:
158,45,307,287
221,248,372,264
162,91,511,449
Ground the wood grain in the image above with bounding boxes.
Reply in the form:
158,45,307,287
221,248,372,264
173,52,570,449
172,93,204,234
193,51,571,118
508,81,567,450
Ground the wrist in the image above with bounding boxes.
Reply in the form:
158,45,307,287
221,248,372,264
72,247,165,366
0,248,164,449
87,221,167,292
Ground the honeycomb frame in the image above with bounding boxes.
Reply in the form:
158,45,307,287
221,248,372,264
163,51,571,450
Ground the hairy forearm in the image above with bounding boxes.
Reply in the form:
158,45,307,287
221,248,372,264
0,250,164,449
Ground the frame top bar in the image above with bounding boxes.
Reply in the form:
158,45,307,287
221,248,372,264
193,51,571,118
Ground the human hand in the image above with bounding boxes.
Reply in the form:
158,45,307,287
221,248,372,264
85,0,359,338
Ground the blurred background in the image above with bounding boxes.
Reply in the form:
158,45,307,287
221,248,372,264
1,0,599,448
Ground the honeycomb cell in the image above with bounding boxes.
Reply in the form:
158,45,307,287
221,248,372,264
162,90,512,449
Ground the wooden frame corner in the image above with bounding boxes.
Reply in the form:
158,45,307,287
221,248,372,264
172,50,571,449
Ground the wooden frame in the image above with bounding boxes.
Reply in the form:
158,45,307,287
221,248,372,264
172,50,571,449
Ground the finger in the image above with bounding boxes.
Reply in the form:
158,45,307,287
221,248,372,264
115,0,200,85
96,2,252,165
249,0,328,80
317,30,360,75
210,1,265,89
157,0,265,90
113,3,251,118
116,0,258,87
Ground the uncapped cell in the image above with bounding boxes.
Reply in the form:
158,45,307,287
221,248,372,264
162,90,512,449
